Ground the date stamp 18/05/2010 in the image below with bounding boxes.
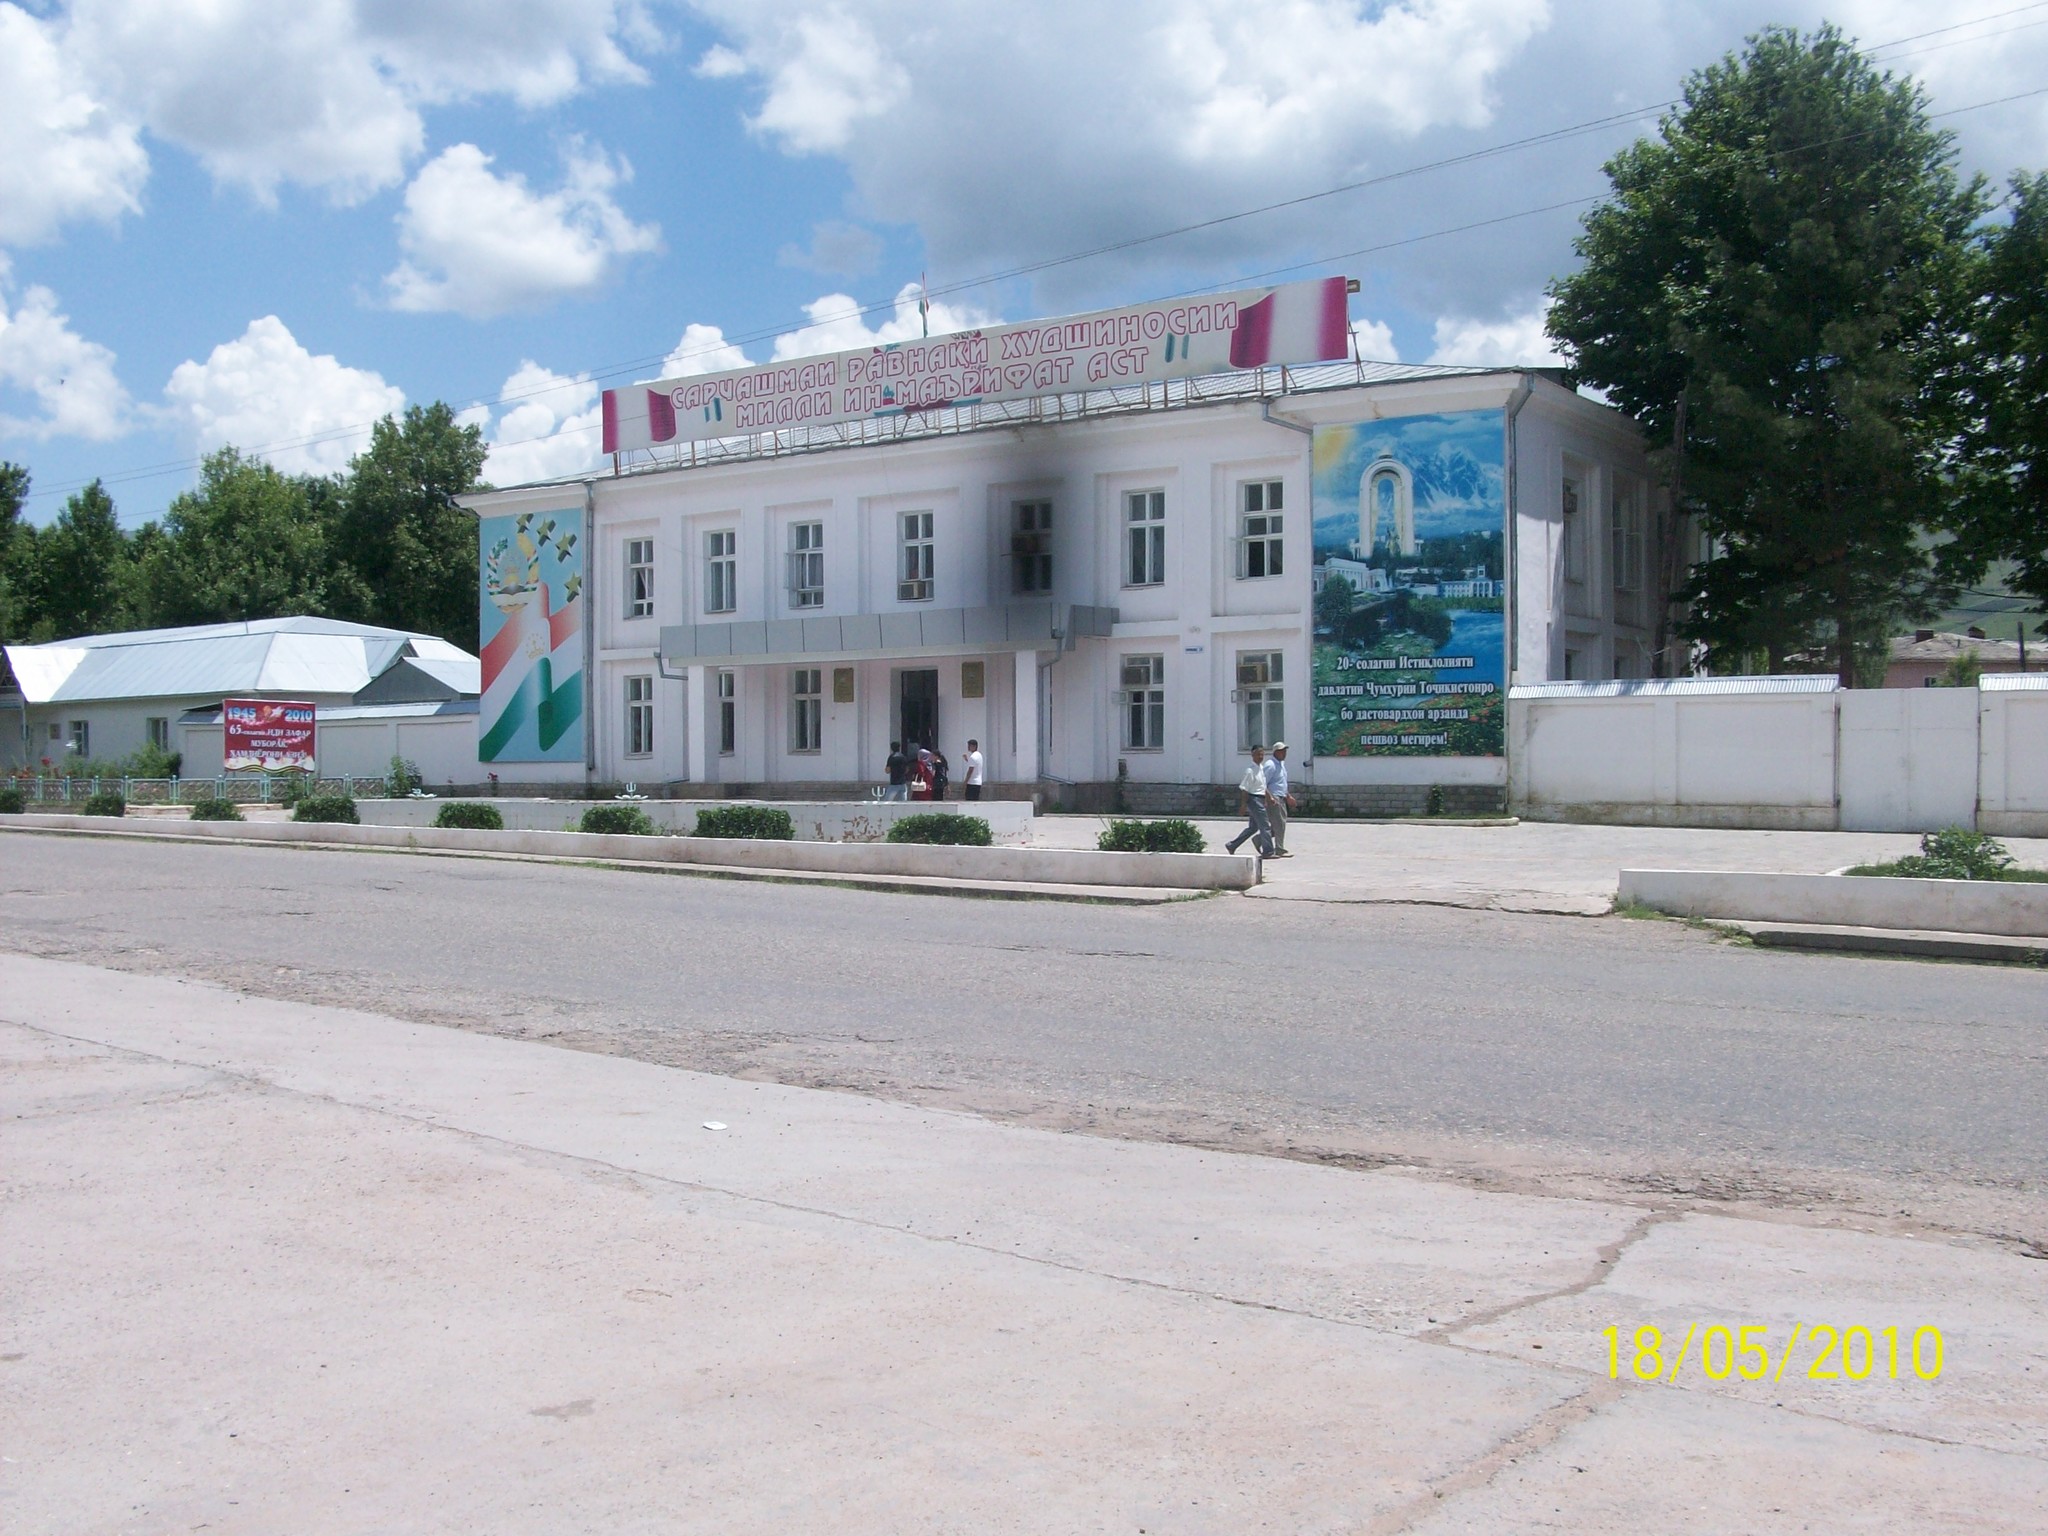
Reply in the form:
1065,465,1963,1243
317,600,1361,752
1604,1324,1945,1385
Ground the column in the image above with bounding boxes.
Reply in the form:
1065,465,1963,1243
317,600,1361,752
1013,648,1039,783
685,664,710,784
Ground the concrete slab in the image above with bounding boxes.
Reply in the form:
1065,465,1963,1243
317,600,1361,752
1735,922,2048,964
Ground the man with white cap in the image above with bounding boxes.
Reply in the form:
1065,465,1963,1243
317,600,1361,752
1263,741,1296,856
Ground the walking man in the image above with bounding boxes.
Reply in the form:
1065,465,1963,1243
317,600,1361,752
884,741,909,801
963,739,985,801
1225,745,1275,858
1264,741,1296,857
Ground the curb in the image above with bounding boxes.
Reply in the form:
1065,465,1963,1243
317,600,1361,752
1731,921,2048,965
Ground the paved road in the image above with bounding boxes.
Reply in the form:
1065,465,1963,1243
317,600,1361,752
5,831,2044,1244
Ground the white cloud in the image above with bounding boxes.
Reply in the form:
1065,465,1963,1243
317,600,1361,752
469,361,605,485
163,316,404,474
0,266,133,440
729,9,908,154
384,141,660,317
661,323,754,377
778,219,884,276
1351,318,1399,363
767,282,997,361
1428,305,1564,367
0,3,147,246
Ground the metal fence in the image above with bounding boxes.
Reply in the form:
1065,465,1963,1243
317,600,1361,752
8,775,391,806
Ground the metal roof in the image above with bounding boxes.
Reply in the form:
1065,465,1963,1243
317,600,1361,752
4,617,480,705
1981,672,2048,692
1510,675,1839,699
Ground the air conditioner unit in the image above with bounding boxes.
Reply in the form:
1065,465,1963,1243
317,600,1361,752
1237,658,1272,686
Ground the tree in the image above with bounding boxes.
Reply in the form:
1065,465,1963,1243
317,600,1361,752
1547,26,1987,682
133,448,352,627
334,404,489,650
0,462,36,643
34,480,133,639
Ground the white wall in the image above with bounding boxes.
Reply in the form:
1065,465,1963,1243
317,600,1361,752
1980,680,2048,836
178,712,478,786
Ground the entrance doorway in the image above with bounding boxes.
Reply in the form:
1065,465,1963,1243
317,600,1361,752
896,668,939,751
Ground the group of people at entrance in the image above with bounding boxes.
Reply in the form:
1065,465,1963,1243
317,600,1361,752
1227,742,1294,859
884,739,985,802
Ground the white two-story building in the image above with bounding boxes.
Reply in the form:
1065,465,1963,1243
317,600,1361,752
464,357,1659,814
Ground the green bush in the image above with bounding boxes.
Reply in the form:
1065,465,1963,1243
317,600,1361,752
273,771,313,807
434,802,504,831
1097,817,1205,854
292,794,359,824
386,754,424,797
886,812,992,846
81,790,126,817
186,797,244,821
691,804,795,840
580,803,658,836
0,786,24,814
1846,827,2047,882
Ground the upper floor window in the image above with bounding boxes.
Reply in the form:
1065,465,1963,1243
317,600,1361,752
790,667,823,752
1011,500,1053,594
1119,654,1165,751
1611,486,1643,593
624,674,653,756
788,521,824,609
1237,480,1284,579
705,529,737,614
1235,651,1284,751
624,538,655,619
899,511,935,602
1124,489,1165,587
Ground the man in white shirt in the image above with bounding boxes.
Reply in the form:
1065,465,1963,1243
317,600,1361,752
1263,741,1295,856
1225,745,1275,858
963,738,985,801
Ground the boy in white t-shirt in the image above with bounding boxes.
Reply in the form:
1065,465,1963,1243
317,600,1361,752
963,739,985,801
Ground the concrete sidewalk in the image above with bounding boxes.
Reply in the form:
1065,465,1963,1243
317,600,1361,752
4,956,2043,1532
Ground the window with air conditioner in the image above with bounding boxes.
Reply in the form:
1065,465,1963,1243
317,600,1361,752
899,511,934,602
1011,500,1052,594
1124,490,1165,587
624,674,654,757
1235,651,1284,751
791,667,822,752
1236,481,1284,579
1118,654,1165,751
1562,475,1586,583
624,538,655,619
787,522,824,609
705,529,737,614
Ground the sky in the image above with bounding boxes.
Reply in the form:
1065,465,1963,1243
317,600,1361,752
3,0,2045,527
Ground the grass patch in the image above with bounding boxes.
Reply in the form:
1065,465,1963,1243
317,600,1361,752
1843,828,2047,882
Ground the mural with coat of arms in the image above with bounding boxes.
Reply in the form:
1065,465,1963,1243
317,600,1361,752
478,508,585,762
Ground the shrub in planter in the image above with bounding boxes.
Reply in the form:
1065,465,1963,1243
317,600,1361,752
692,804,795,840
1097,817,1205,854
293,794,359,824
886,812,992,846
434,802,504,831
187,797,244,822
0,786,24,814
580,803,657,836
81,790,126,817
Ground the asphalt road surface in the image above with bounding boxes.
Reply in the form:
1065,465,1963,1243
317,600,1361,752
5,832,2044,1247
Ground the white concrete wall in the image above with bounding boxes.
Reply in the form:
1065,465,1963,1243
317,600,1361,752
1980,681,2048,837
1837,688,1978,833
178,713,478,786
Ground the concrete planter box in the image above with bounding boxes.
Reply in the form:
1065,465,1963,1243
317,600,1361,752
351,797,1035,845
1619,868,2048,938
6,815,1253,892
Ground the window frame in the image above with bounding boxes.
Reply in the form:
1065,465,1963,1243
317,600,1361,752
716,669,736,756
1236,479,1285,580
787,521,825,610
1561,474,1586,584
623,673,654,757
1123,489,1166,588
898,510,935,602
1611,485,1643,594
67,720,89,759
1234,650,1285,752
624,537,656,620
704,528,738,615
146,716,170,750
1118,653,1166,752
1011,499,1053,595
790,667,823,753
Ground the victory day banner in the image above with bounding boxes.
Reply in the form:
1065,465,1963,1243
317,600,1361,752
602,276,1353,453
222,698,316,772
1311,409,1508,758
479,507,585,763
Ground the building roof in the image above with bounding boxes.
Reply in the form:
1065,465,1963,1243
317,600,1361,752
1887,630,2030,665
3,617,478,706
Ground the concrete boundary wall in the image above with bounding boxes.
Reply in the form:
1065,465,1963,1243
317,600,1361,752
1618,867,2048,938
352,797,1036,845
1,817,1255,892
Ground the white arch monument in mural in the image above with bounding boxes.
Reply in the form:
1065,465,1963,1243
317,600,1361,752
1358,453,1417,558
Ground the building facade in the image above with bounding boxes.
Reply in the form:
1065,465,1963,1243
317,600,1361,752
464,363,1658,811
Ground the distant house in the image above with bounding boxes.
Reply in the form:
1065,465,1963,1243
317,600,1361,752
2,617,479,774
1884,629,2044,689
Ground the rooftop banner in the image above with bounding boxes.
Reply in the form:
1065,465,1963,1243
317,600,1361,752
602,275,1351,454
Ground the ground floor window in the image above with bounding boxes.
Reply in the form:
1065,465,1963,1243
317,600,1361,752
146,717,170,750
1236,651,1284,750
1119,654,1165,751
67,720,89,759
791,667,822,753
624,674,653,757
717,670,735,755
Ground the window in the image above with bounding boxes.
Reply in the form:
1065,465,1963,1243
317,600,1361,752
624,538,655,619
1561,475,1585,583
1125,490,1165,586
146,717,170,750
788,522,824,609
1119,654,1165,751
705,529,737,614
898,510,934,602
1011,500,1053,594
624,674,654,757
1611,486,1643,593
1236,651,1285,751
1237,480,1284,579
717,670,735,755
68,720,89,759
791,667,822,752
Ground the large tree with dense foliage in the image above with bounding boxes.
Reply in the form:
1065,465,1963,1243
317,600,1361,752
33,480,134,640
1547,25,1987,681
0,461,33,643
